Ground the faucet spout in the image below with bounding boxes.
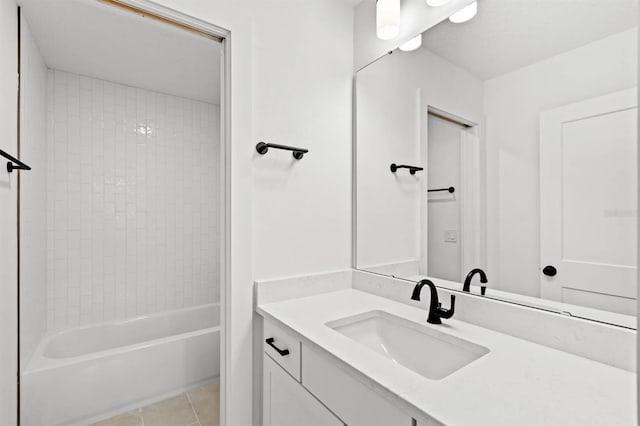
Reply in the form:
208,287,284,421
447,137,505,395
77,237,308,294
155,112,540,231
463,268,488,293
411,279,455,325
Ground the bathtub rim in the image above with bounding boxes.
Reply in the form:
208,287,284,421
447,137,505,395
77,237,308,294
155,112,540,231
24,302,220,374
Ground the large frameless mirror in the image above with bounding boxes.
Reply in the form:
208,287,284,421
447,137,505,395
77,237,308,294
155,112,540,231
355,0,638,328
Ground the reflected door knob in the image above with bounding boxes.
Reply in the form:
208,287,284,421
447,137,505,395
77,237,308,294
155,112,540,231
542,265,557,277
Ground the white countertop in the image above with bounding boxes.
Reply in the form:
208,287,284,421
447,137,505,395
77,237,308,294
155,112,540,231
257,289,636,426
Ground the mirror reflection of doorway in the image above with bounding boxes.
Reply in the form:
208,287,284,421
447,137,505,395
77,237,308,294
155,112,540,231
426,112,483,283
427,114,463,282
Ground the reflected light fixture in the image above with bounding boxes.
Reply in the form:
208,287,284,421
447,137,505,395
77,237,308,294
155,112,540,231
399,34,422,52
376,0,401,40
449,1,477,23
426,0,451,6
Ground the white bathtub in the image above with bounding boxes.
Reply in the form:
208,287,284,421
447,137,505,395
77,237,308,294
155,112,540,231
22,303,220,426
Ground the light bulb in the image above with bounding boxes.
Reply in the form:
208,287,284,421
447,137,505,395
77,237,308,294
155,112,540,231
399,34,422,52
376,0,401,40
449,1,477,23
426,0,451,7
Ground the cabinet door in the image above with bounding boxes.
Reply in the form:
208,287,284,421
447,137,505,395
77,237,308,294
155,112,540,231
263,354,343,426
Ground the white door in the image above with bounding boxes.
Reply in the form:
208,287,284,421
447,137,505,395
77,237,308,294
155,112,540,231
540,88,637,315
263,354,343,426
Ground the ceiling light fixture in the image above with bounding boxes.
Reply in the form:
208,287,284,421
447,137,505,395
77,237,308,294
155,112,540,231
449,1,477,23
376,0,401,40
426,0,451,7
399,34,422,52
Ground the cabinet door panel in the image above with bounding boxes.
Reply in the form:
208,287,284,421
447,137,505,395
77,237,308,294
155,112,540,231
263,354,343,426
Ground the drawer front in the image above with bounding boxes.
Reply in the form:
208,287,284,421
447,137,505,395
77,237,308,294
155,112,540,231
264,319,301,381
302,345,412,426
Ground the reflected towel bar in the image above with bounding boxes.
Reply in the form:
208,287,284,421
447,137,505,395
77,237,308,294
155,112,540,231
428,187,455,193
390,163,423,175
256,142,308,160
0,149,31,173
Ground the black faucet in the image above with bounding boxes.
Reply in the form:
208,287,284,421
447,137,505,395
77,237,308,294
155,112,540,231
410,279,456,325
463,268,487,295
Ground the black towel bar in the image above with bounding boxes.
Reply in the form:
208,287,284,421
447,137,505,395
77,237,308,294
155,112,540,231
256,142,308,160
390,163,423,175
0,149,31,173
428,187,455,194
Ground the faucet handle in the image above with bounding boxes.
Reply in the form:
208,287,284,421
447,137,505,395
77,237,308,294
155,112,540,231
439,295,456,319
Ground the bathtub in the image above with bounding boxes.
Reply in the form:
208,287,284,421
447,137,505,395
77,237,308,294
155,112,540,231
22,303,220,426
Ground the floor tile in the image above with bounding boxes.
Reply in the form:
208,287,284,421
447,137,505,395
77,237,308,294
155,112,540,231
141,394,198,426
90,410,142,426
90,384,219,426
188,383,220,426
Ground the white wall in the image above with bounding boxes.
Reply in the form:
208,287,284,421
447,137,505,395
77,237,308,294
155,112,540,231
252,0,353,281
427,115,461,282
484,28,638,297
0,0,18,423
637,5,639,412
46,70,219,330
251,3,354,420
19,15,48,368
356,48,483,270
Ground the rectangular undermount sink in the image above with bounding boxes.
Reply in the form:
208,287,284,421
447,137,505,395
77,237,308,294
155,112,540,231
327,310,489,380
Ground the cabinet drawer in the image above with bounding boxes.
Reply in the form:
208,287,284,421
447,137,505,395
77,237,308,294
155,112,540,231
302,345,412,426
264,319,301,381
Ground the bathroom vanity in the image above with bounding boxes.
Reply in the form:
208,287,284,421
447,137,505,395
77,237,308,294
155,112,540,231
255,270,636,426
256,2,639,424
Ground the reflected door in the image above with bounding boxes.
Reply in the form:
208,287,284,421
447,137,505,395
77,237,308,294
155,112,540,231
540,88,637,315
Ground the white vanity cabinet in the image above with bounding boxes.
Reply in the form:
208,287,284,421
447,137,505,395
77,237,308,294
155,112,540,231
263,354,343,426
262,318,413,426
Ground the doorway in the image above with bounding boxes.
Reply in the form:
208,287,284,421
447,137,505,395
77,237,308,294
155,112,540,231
424,109,483,283
17,1,230,424
426,113,463,282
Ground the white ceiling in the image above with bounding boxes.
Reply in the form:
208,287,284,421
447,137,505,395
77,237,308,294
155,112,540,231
20,0,221,103
422,0,638,80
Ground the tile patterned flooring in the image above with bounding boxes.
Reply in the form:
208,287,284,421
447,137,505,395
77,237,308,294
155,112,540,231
91,383,219,426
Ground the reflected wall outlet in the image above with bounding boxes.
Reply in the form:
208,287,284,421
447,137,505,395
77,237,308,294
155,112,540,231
444,230,457,243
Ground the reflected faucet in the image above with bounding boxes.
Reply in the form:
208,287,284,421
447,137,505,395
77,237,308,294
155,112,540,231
410,279,456,325
463,268,487,295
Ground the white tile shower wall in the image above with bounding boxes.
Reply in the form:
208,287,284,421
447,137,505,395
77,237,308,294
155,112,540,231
46,70,220,330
